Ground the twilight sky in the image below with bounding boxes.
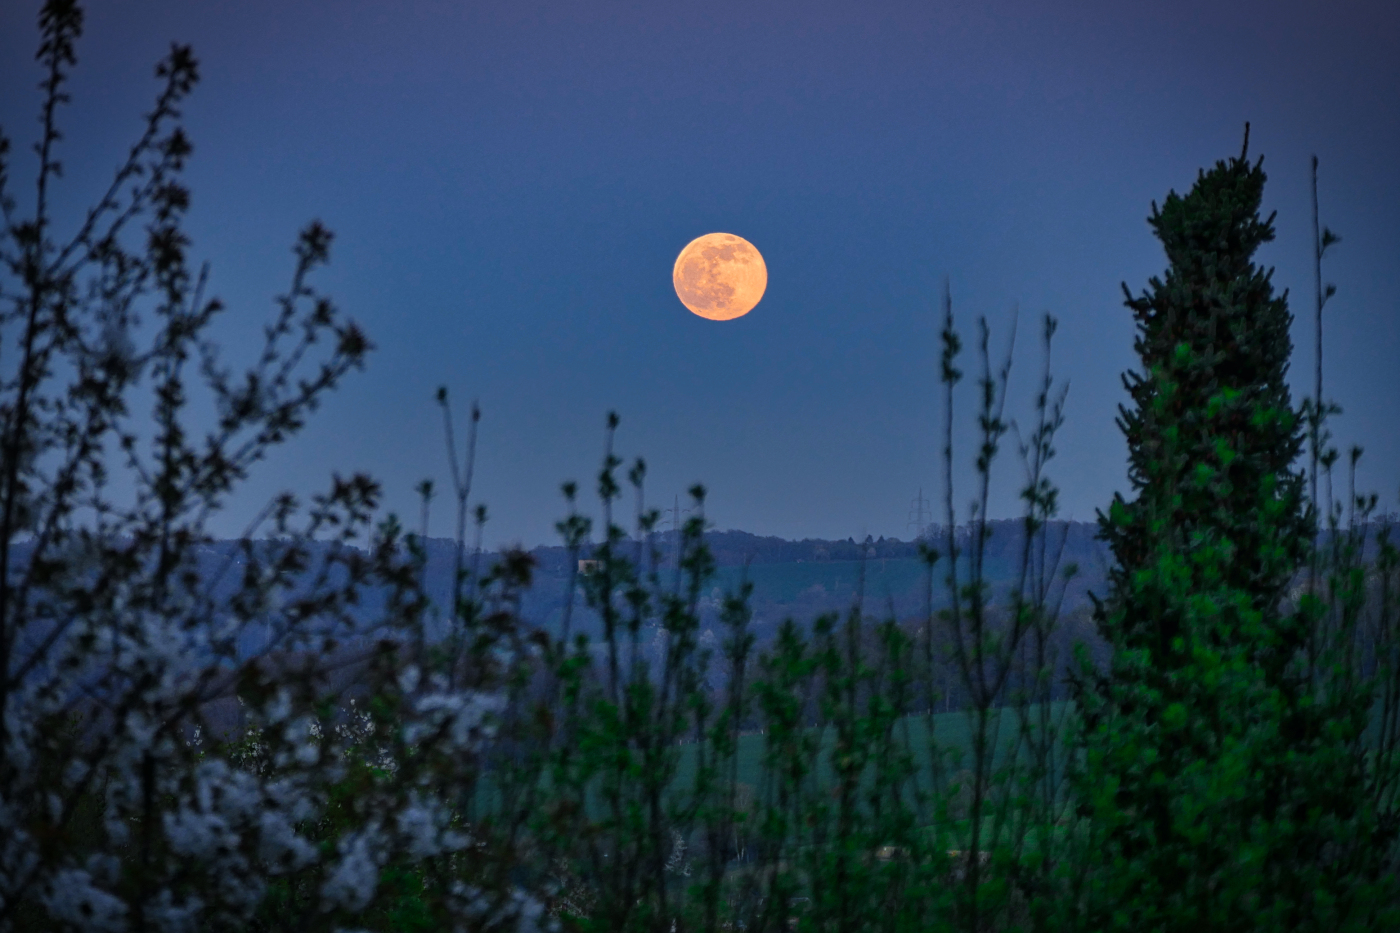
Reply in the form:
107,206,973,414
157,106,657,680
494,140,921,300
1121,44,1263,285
2,0,1397,547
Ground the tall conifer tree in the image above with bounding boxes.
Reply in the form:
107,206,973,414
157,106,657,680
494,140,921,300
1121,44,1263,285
1102,126,1309,660
1071,129,1388,931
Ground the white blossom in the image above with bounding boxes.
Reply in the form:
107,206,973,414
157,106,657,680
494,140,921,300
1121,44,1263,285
396,793,468,860
264,688,294,725
407,688,504,751
321,827,384,912
146,889,204,933
43,868,128,933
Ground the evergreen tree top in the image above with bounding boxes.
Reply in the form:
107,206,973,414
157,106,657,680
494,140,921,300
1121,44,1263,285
1150,134,1277,282
1119,126,1297,438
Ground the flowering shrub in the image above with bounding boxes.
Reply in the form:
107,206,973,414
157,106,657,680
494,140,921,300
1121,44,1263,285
0,4,542,930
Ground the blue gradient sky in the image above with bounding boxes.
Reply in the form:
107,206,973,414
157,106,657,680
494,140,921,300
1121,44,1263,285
3,0,1397,546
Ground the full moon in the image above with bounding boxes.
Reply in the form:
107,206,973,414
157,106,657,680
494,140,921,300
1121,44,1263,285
672,233,767,321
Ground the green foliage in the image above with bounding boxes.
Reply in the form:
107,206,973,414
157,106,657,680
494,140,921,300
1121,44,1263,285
1072,129,1400,932
420,287,1085,933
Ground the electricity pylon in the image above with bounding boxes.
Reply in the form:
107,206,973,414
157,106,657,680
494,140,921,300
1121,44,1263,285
908,488,932,540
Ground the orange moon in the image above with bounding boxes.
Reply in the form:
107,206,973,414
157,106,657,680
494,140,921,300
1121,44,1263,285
672,233,767,321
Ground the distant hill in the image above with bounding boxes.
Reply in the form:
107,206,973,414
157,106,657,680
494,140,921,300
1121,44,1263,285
32,519,1388,659
430,520,1114,645
15,519,1389,712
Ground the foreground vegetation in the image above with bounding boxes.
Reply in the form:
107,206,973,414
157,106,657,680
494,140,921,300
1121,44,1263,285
2,3,1398,931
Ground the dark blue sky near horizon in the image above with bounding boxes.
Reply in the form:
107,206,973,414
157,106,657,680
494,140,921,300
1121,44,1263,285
2,0,1397,547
